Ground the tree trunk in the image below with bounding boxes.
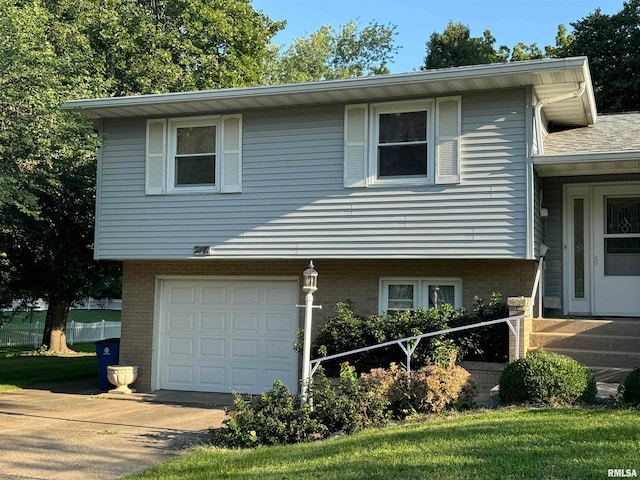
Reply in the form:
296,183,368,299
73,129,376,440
42,297,74,353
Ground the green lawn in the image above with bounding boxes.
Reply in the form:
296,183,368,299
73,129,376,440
0,342,97,391
1,309,121,324
126,408,640,480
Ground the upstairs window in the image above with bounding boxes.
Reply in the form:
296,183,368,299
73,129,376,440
145,114,242,195
344,97,461,188
172,120,217,189
372,100,433,184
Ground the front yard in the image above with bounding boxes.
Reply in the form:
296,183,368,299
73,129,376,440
0,343,97,391
126,408,640,480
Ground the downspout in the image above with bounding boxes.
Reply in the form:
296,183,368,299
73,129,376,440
531,83,585,317
534,82,587,152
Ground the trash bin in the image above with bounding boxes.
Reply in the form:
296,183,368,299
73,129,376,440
95,338,121,391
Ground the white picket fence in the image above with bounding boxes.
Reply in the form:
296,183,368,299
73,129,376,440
0,320,121,348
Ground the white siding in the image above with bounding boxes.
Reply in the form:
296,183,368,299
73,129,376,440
96,90,528,259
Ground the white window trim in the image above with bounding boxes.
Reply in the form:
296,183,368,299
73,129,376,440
368,99,435,186
379,277,462,314
167,115,221,194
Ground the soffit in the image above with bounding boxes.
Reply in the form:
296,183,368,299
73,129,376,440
63,57,595,127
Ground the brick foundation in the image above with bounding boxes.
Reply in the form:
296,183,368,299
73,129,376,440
121,258,536,390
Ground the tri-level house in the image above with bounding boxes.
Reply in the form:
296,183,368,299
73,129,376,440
64,56,640,393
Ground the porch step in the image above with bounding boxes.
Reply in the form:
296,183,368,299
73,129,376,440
528,347,639,370
532,318,640,336
529,332,639,352
529,318,640,383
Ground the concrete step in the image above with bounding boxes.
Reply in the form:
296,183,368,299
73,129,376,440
532,318,640,336
529,347,640,370
529,332,640,352
590,368,633,384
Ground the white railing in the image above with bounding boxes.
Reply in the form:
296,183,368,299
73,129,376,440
309,250,546,378
309,315,527,378
0,320,121,348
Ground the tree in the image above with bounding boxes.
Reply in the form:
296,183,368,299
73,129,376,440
555,0,640,112
271,20,399,83
0,0,283,352
0,0,101,351
424,21,509,69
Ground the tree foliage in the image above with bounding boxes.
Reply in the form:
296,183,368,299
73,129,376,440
423,21,570,69
424,21,509,69
271,20,399,83
555,0,640,112
0,0,283,351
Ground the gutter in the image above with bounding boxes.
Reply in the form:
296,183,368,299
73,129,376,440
534,82,587,153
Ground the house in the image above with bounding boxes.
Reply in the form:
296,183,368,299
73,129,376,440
63,56,640,393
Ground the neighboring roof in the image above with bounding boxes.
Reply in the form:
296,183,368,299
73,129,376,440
534,112,640,177
544,113,640,154
62,57,596,128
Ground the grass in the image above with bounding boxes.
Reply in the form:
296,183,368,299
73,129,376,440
125,408,640,480
0,342,97,392
1,309,121,324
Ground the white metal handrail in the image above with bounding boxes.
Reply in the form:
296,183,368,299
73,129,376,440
309,314,526,377
309,248,546,378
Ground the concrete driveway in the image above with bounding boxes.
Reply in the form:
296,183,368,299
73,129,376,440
0,379,232,479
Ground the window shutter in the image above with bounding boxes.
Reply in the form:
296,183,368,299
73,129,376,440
221,114,242,193
145,119,166,195
344,104,368,188
435,97,461,184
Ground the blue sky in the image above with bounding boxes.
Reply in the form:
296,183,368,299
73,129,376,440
252,0,623,73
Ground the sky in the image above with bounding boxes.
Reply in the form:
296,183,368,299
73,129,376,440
252,0,623,73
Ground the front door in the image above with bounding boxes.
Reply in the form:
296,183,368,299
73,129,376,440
564,183,640,316
593,185,640,316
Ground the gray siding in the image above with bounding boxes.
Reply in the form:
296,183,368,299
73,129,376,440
96,90,528,259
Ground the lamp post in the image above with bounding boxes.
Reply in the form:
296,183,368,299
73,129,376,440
300,261,318,405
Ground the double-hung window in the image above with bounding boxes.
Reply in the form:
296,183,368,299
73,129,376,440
373,100,434,184
145,114,243,195
168,117,219,192
343,97,461,188
380,278,462,313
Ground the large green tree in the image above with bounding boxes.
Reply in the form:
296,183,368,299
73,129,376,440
555,0,640,112
424,21,509,69
270,20,399,83
0,0,283,352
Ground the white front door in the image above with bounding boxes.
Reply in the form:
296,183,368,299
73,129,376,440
593,185,640,316
564,183,640,316
154,278,299,394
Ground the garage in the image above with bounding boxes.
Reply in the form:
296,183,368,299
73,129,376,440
154,278,300,394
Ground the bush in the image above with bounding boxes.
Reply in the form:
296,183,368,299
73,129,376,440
309,296,508,376
210,380,326,448
311,363,389,434
620,366,640,406
499,350,597,406
361,360,477,418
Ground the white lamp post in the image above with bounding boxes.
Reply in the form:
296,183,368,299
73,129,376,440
300,261,319,405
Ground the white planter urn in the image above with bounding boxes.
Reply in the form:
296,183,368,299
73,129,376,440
106,365,139,394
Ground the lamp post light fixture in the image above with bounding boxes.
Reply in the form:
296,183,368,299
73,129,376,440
300,261,320,405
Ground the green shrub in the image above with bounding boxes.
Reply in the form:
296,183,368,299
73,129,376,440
311,363,389,434
620,366,640,406
210,380,326,448
499,350,597,406
309,296,508,376
361,360,477,418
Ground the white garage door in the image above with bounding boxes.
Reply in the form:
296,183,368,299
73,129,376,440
156,279,299,394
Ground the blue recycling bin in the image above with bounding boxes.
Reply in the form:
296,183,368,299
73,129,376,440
95,338,121,391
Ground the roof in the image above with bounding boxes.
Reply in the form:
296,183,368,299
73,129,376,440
544,113,640,154
534,112,640,177
62,57,596,127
